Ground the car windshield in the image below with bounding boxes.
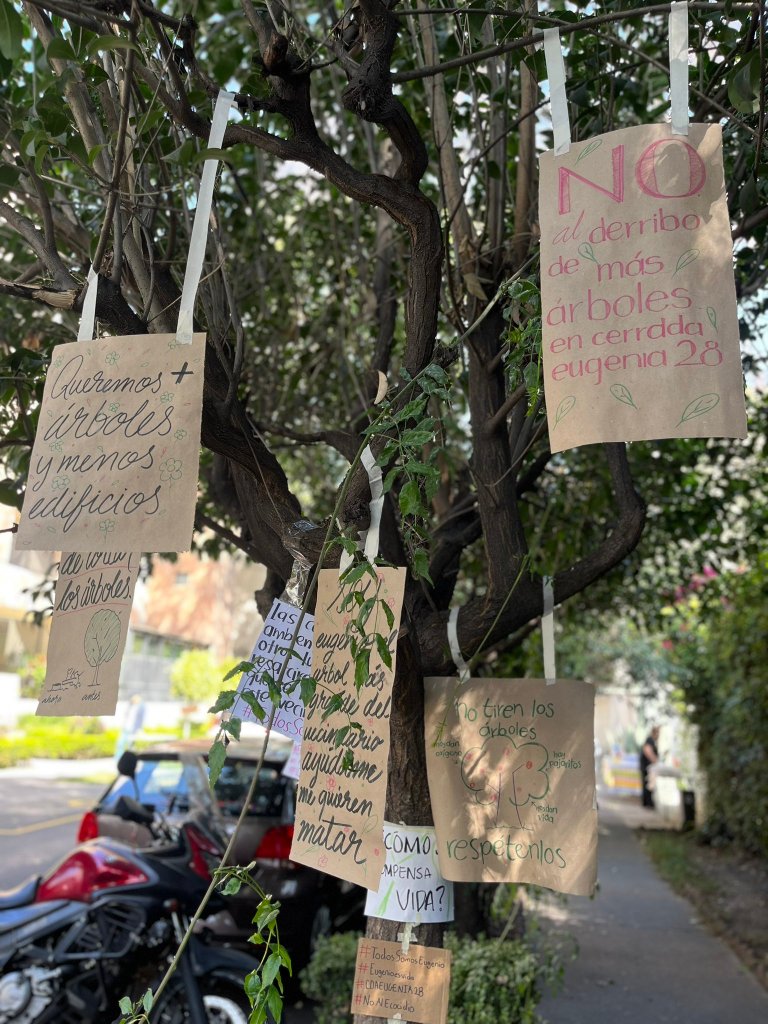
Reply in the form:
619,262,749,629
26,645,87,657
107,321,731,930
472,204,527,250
100,755,289,820
100,756,208,815
213,763,288,818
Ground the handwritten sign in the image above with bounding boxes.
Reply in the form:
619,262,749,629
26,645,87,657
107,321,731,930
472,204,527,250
424,677,597,896
282,739,302,780
352,939,451,1024
539,124,747,452
234,600,314,740
37,551,139,716
289,566,405,889
365,824,454,924
16,332,206,552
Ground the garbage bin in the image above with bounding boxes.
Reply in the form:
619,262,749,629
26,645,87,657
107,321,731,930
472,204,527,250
681,789,696,831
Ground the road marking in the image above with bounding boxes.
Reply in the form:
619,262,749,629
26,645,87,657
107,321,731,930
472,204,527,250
0,813,82,836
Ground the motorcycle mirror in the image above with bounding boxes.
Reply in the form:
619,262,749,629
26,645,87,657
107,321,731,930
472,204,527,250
117,750,138,779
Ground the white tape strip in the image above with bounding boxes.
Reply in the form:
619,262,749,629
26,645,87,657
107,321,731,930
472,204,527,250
543,28,571,156
542,575,556,684
669,2,690,136
176,90,235,344
77,267,98,342
339,546,354,577
448,605,470,684
361,444,384,561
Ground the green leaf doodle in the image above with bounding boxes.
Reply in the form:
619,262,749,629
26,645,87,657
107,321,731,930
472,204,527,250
673,249,700,275
678,393,720,425
706,307,718,332
577,242,598,263
610,383,638,409
575,139,603,163
553,395,576,428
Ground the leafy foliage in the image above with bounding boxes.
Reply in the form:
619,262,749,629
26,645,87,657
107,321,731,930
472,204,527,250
664,561,768,857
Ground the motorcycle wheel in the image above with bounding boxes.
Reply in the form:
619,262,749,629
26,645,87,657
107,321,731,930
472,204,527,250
152,982,252,1024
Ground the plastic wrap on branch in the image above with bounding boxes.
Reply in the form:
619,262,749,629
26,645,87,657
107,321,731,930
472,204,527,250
281,520,315,603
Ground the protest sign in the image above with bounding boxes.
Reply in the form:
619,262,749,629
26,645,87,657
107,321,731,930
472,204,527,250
234,600,314,740
290,565,406,889
352,938,451,1024
365,823,454,924
539,124,747,451
282,740,302,780
37,551,139,716
16,332,206,552
424,677,597,896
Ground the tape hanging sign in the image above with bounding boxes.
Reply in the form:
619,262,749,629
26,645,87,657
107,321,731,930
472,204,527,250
16,92,234,552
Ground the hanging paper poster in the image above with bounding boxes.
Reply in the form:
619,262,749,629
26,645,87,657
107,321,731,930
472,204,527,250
37,551,139,716
233,600,314,740
352,938,451,1024
16,332,206,552
290,566,406,889
539,124,748,452
424,677,597,896
365,823,454,924
282,740,302,780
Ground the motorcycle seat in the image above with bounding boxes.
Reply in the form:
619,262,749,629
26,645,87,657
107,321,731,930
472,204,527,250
0,877,40,909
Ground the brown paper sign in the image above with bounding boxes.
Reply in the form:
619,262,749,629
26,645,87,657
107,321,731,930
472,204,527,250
351,939,451,1024
37,551,139,716
289,566,406,889
539,124,747,452
16,333,206,552
424,677,597,896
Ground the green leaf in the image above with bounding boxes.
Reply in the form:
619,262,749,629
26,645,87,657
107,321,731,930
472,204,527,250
321,692,344,721
45,37,78,62
334,724,350,747
254,903,280,932
221,716,241,741
240,690,266,721
375,632,392,669
399,479,422,517
553,395,576,428
86,34,142,56
673,249,700,276
677,393,720,425
575,138,603,163
706,307,718,332
299,675,317,705
381,600,394,630
222,875,243,895
267,983,284,1022
193,147,231,162
0,0,23,61
208,738,228,788
609,383,638,409
411,547,433,583
118,997,133,1015
341,749,355,772
727,52,761,114
223,660,253,681
208,689,237,713
354,648,370,689
577,242,598,264
142,989,154,1012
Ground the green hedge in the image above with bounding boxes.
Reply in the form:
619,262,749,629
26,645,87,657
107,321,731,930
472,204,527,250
300,931,561,1024
0,729,119,767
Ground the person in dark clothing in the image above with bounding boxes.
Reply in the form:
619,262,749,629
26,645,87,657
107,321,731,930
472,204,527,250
640,726,660,807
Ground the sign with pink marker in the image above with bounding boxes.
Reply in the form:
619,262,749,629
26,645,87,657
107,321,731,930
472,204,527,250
539,124,748,452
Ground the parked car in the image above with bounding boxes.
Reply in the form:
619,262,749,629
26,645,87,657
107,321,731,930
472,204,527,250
76,738,363,965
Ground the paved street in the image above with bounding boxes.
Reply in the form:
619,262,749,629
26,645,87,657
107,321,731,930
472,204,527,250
536,792,768,1024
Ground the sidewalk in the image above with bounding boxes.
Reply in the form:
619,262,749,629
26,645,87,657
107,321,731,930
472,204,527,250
0,756,117,779
535,792,768,1024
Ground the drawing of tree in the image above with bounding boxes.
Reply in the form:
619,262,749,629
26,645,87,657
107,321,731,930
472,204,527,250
83,609,121,688
461,737,550,831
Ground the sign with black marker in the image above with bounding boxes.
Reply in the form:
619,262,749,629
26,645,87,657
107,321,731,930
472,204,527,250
365,823,454,924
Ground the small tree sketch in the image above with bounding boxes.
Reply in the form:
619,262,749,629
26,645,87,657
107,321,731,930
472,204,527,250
83,609,121,688
461,737,550,831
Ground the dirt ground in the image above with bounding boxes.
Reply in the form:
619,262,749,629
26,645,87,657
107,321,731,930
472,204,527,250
639,830,768,990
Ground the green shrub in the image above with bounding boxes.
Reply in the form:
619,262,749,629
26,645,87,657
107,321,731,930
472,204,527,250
299,932,361,1024
299,930,560,1024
